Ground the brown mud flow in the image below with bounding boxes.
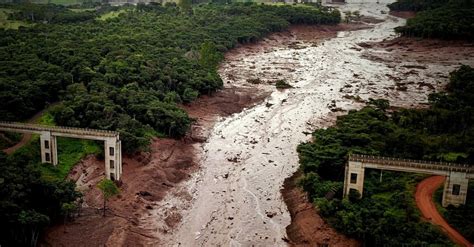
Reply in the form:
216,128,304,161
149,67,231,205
155,1,473,246
43,2,474,246
44,87,268,246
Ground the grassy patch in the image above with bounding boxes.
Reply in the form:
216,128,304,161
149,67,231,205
40,137,100,181
97,9,127,21
6,109,101,181
0,8,31,30
37,112,56,126
69,8,95,12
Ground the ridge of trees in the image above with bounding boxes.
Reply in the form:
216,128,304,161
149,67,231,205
389,0,474,39
297,66,474,245
388,0,450,12
0,3,340,153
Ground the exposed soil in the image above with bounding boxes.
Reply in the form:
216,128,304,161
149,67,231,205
361,37,474,65
415,176,472,247
43,87,268,246
2,105,54,154
41,3,474,246
282,170,360,247
389,10,416,19
43,22,368,246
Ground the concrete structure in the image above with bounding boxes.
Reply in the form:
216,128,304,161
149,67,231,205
0,121,122,181
343,154,473,207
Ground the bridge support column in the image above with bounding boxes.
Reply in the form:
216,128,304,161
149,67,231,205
40,132,57,166
343,161,365,198
104,138,122,181
442,172,469,207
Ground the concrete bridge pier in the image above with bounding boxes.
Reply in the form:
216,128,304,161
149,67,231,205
105,138,122,181
442,172,469,207
343,161,365,198
40,131,57,166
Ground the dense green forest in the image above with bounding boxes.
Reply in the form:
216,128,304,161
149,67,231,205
297,66,474,245
390,0,474,39
388,0,449,11
0,3,340,246
0,148,81,246
0,2,340,153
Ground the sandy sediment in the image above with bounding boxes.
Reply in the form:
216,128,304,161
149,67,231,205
43,87,268,246
43,2,474,246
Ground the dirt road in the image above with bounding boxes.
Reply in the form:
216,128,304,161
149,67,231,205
415,176,473,247
2,106,52,154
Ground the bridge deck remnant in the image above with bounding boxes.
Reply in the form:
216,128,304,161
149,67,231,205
344,154,473,207
0,121,122,180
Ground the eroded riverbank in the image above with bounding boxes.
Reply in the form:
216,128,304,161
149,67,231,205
44,1,474,246
153,2,474,246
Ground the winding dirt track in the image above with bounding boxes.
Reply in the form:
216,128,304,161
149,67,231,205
415,176,472,247
2,107,51,154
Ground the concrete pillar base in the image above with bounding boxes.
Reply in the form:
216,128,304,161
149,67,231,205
343,161,365,198
442,172,469,207
40,132,57,166
105,138,122,181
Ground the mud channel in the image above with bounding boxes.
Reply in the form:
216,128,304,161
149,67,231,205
44,1,474,246
145,1,473,246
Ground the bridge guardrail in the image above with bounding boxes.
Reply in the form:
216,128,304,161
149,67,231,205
0,121,119,137
349,154,473,174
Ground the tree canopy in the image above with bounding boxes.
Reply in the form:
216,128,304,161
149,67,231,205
297,66,474,245
390,0,474,39
0,3,340,153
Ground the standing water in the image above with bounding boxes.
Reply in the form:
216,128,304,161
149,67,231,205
149,1,462,246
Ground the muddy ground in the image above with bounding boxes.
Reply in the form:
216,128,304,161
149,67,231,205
282,171,360,247
43,5,474,247
43,87,268,246
43,23,366,246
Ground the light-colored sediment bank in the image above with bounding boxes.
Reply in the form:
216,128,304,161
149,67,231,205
147,1,473,246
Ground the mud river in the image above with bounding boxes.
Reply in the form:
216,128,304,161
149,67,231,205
142,1,472,246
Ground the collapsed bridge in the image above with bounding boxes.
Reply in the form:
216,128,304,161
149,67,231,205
0,121,122,181
344,154,473,207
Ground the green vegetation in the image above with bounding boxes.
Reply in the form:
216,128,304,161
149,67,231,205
297,66,474,245
388,0,449,11
96,8,127,20
275,80,292,89
0,4,340,246
39,137,100,181
0,3,340,153
0,131,21,149
0,7,31,29
0,150,81,246
390,0,474,39
97,178,120,216
435,183,474,242
27,111,101,181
